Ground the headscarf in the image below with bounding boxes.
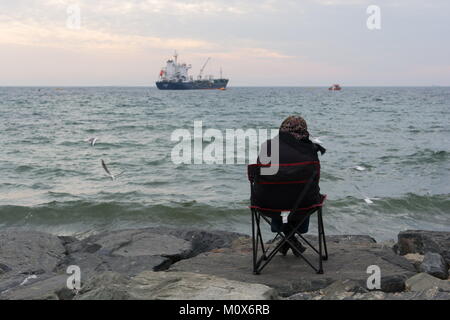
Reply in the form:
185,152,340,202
279,116,309,141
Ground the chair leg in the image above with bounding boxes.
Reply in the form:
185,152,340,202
255,233,291,274
318,208,328,260
255,213,267,260
251,210,259,274
317,211,323,274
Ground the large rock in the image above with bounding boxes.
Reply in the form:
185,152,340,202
0,275,74,300
73,272,132,300
403,253,424,271
321,279,368,296
397,230,450,264
170,236,416,297
289,281,450,300
405,273,450,292
349,289,450,300
419,252,448,280
0,230,66,276
288,279,369,300
75,271,278,300
289,289,450,300
58,229,189,278
0,230,66,295
57,227,244,278
0,227,244,299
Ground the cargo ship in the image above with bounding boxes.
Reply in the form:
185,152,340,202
156,52,229,90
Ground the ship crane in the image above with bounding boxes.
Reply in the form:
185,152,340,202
198,57,211,80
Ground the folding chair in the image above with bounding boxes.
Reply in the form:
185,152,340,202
248,163,328,275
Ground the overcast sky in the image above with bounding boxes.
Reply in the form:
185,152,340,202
0,0,449,86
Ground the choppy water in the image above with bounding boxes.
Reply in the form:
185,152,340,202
0,87,449,240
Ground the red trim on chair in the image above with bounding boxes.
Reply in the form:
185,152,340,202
248,161,319,167
249,195,327,213
258,180,309,185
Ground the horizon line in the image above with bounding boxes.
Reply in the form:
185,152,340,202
1,85,449,88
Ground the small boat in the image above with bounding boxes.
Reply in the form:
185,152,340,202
328,84,342,91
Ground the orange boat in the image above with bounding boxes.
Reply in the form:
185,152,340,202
328,84,342,91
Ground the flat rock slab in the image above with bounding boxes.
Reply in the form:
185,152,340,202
60,229,193,277
75,271,277,300
405,273,450,292
397,230,450,264
289,288,450,300
0,275,74,300
0,230,66,295
70,230,192,258
349,289,450,300
288,274,450,300
59,228,243,278
170,236,416,297
1,227,244,299
0,230,66,276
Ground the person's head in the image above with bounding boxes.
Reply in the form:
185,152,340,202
280,116,309,141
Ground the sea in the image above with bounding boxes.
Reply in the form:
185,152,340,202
0,86,449,241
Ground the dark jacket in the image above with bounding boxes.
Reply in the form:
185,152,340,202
252,131,325,212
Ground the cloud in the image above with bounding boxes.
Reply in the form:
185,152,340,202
311,0,369,5
40,0,277,16
0,16,212,51
201,48,295,60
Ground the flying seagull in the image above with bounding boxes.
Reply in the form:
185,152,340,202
101,159,124,180
345,167,378,204
86,137,98,147
351,182,379,204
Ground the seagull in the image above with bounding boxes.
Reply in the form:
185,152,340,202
350,181,379,205
20,275,37,286
311,136,323,144
344,166,378,204
86,137,98,147
101,159,124,181
364,197,381,204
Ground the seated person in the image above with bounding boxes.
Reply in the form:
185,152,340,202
253,116,326,256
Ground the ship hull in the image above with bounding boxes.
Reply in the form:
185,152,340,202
156,79,229,90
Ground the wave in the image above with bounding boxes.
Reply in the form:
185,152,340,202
379,149,449,165
0,193,448,237
328,193,450,213
401,150,449,165
0,200,248,232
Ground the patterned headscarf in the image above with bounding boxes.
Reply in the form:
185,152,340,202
280,116,309,141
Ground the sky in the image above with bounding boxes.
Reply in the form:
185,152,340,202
0,0,449,86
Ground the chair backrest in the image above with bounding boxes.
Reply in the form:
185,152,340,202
248,162,320,214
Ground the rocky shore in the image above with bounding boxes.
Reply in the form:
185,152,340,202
0,227,449,300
